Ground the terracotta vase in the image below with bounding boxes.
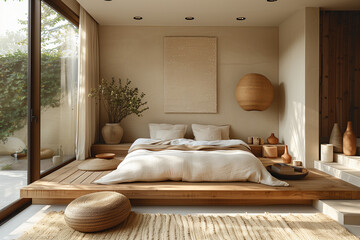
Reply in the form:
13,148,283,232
102,123,123,144
329,123,343,153
267,133,279,145
281,145,292,164
343,121,356,156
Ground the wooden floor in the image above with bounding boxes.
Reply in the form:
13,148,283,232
21,158,360,205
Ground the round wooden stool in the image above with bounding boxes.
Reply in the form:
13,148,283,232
64,191,131,232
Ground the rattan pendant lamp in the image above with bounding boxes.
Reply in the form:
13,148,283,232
235,73,274,111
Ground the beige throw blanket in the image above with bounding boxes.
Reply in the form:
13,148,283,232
129,143,251,154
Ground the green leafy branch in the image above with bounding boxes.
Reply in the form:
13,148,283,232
89,78,149,123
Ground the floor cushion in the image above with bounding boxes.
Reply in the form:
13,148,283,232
64,191,131,232
40,148,54,160
77,158,122,171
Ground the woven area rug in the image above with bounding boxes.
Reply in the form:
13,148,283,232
18,211,359,240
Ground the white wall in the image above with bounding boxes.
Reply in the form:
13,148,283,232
279,8,319,167
99,26,280,143
279,9,306,166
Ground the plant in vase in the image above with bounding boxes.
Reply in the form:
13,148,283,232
89,78,149,144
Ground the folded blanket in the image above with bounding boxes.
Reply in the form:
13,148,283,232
128,138,251,151
129,143,251,154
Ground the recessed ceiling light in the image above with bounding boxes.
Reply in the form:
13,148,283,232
104,0,112,1
133,16,143,20
185,16,195,20
267,0,278,2
236,17,246,21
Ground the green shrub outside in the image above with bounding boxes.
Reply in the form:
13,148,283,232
0,51,62,142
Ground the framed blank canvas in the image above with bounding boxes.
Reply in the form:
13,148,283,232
164,37,217,113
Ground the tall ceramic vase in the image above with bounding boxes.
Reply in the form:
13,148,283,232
281,145,292,164
330,123,343,153
102,123,123,144
343,121,356,156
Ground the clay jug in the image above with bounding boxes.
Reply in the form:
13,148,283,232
267,133,279,145
102,123,123,144
281,145,292,164
343,121,356,156
329,123,342,153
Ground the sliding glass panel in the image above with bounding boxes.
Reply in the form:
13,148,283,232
40,2,78,172
0,0,29,210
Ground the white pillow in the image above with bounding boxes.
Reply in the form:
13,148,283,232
193,127,222,141
156,129,185,140
192,124,230,140
149,123,187,139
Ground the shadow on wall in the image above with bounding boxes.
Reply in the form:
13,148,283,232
278,83,285,120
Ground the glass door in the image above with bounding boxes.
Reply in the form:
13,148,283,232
0,0,79,220
0,0,29,211
40,1,78,172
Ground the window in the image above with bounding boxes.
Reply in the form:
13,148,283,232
0,0,79,219
40,1,78,172
0,0,29,211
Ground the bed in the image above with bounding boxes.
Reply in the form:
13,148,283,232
95,138,289,187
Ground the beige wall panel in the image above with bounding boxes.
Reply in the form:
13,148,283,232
99,26,279,143
279,8,319,167
279,9,306,166
164,37,217,113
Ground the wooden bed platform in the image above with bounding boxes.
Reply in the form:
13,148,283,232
21,158,360,205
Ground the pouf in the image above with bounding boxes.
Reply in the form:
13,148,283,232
64,191,131,232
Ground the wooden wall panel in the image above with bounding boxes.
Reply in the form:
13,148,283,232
320,11,360,143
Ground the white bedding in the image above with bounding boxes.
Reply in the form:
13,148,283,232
95,138,289,187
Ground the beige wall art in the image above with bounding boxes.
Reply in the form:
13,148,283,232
164,37,217,113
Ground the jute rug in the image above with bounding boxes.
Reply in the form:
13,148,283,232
18,211,359,240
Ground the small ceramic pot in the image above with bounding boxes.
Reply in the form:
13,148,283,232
321,144,333,162
267,133,279,145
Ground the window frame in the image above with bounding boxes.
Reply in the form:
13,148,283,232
43,0,79,27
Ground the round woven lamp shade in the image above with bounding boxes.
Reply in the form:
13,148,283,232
235,73,274,111
64,191,131,232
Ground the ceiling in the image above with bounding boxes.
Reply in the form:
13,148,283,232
77,0,360,26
